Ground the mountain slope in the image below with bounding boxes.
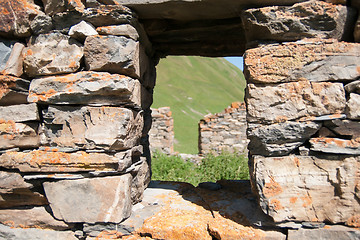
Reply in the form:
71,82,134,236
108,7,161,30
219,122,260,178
152,56,246,154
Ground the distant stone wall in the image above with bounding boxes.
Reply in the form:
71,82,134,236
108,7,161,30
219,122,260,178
199,102,248,155
149,107,174,154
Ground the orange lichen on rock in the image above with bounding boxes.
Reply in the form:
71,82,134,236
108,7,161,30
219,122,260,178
28,89,57,102
301,193,313,207
294,157,300,167
263,176,283,198
270,199,284,211
346,215,360,228
1,150,119,172
290,197,298,204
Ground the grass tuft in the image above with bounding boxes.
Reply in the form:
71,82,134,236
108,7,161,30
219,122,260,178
151,151,249,186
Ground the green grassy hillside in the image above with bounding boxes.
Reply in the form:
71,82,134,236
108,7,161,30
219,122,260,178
152,56,246,154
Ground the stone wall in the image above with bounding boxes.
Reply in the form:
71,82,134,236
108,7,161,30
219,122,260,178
199,102,248,155
0,0,359,239
243,0,360,226
148,107,174,154
0,1,156,238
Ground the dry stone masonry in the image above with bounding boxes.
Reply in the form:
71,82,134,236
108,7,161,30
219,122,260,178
199,102,248,155
0,1,154,239
0,0,360,239
148,107,174,154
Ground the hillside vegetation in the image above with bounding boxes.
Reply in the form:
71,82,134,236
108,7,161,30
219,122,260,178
152,56,246,154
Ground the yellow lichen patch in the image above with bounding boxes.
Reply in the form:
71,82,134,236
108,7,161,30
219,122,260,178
263,176,283,198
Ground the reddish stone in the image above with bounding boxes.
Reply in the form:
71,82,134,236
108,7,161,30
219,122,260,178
0,0,41,37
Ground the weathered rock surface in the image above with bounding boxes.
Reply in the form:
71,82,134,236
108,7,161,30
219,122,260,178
30,15,53,35
325,119,360,140
42,106,143,151
251,155,360,223
41,0,86,16
0,0,41,37
0,223,77,240
345,80,360,94
0,207,70,230
246,81,346,123
52,5,133,31
130,158,150,204
0,75,29,106
0,103,39,122
0,150,131,172
23,32,83,77
0,121,39,150
248,121,321,156
0,42,24,77
242,1,356,42
68,21,98,42
0,171,48,208
84,35,145,79
0,39,15,70
97,25,139,40
28,71,141,107
43,174,132,223
346,93,360,120
244,39,360,84
118,181,284,240
310,138,360,155
0,171,32,194
288,225,360,240
119,0,308,21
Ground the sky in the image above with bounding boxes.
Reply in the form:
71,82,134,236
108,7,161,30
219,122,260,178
224,57,244,71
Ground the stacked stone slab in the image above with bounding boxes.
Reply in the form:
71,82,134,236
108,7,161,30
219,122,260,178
243,0,360,227
199,102,248,155
149,107,174,154
0,1,155,238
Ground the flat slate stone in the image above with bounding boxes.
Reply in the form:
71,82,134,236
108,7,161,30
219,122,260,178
248,121,322,156
0,224,77,240
0,121,40,150
0,103,39,122
288,226,360,240
0,171,32,194
244,39,360,84
310,137,360,155
43,174,132,223
96,24,139,40
23,32,83,77
28,71,141,107
0,207,71,230
246,81,346,123
251,155,360,223
0,150,132,173
84,35,146,79
242,1,356,42
41,106,143,151
0,75,29,106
